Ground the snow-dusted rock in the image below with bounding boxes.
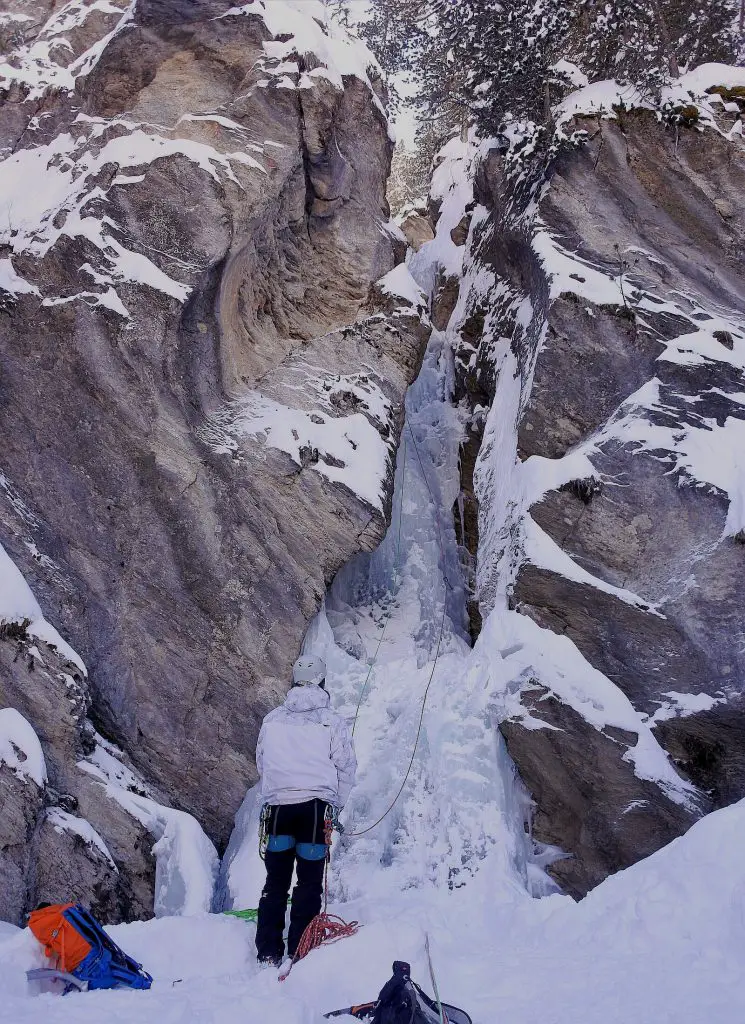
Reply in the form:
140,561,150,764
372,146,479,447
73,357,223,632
446,92,745,895
0,708,46,924
0,0,428,918
0,623,157,923
399,209,435,252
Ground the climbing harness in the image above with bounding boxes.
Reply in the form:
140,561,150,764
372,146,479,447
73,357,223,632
278,810,358,981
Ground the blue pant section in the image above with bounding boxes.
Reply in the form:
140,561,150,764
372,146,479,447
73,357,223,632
266,834,295,852
296,842,327,860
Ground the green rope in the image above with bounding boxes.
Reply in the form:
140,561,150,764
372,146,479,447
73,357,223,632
223,908,258,922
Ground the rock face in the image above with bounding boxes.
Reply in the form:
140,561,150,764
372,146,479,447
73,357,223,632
448,96,745,896
0,628,155,924
0,0,429,921
399,209,435,252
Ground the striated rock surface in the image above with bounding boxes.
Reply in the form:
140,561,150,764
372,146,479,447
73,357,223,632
441,77,745,896
0,0,429,921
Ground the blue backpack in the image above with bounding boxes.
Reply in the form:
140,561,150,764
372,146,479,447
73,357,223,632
27,903,153,994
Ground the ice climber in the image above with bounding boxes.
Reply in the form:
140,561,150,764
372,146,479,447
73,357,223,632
255,654,357,966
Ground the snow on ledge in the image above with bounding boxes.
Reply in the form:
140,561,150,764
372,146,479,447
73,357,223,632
0,708,47,787
672,63,745,97
555,80,649,127
484,612,699,809
46,807,116,868
555,62,745,137
377,264,428,312
0,259,40,299
647,690,726,726
201,363,397,513
0,0,136,102
0,541,86,673
79,735,219,917
594,379,745,540
551,59,589,89
220,0,387,126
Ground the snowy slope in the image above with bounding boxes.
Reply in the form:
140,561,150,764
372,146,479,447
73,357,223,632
4,794,745,1023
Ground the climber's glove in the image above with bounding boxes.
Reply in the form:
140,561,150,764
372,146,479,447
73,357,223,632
330,806,345,834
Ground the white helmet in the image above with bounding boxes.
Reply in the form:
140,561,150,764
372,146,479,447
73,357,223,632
292,655,326,687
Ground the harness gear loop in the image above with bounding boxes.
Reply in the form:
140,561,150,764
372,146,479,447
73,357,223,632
259,804,270,861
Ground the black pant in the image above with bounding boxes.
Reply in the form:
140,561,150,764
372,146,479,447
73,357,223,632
255,799,329,961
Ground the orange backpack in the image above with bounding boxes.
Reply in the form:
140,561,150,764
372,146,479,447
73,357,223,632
28,903,93,972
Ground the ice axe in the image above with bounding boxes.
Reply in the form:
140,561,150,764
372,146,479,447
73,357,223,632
323,1002,376,1020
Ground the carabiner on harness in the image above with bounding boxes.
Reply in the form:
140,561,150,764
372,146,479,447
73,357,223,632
259,804,271,861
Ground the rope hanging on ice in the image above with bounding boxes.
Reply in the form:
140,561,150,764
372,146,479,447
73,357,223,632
347,421,451,838
279,415,452,979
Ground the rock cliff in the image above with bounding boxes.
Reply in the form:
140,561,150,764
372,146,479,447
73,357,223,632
435,71,745,897
0,0,428,923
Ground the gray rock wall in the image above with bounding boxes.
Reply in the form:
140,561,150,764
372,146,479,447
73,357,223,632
454,105,745,896
0,628,155,923
0,1,429,921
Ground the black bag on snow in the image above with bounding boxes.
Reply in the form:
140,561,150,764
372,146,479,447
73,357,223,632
324,961,472,1024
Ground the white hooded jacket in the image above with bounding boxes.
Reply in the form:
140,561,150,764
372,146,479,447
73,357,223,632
256,685,357,808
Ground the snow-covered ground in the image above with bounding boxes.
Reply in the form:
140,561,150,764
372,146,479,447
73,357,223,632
3,796,745,1024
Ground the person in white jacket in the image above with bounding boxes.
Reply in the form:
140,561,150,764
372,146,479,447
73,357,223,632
254,654,357,965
